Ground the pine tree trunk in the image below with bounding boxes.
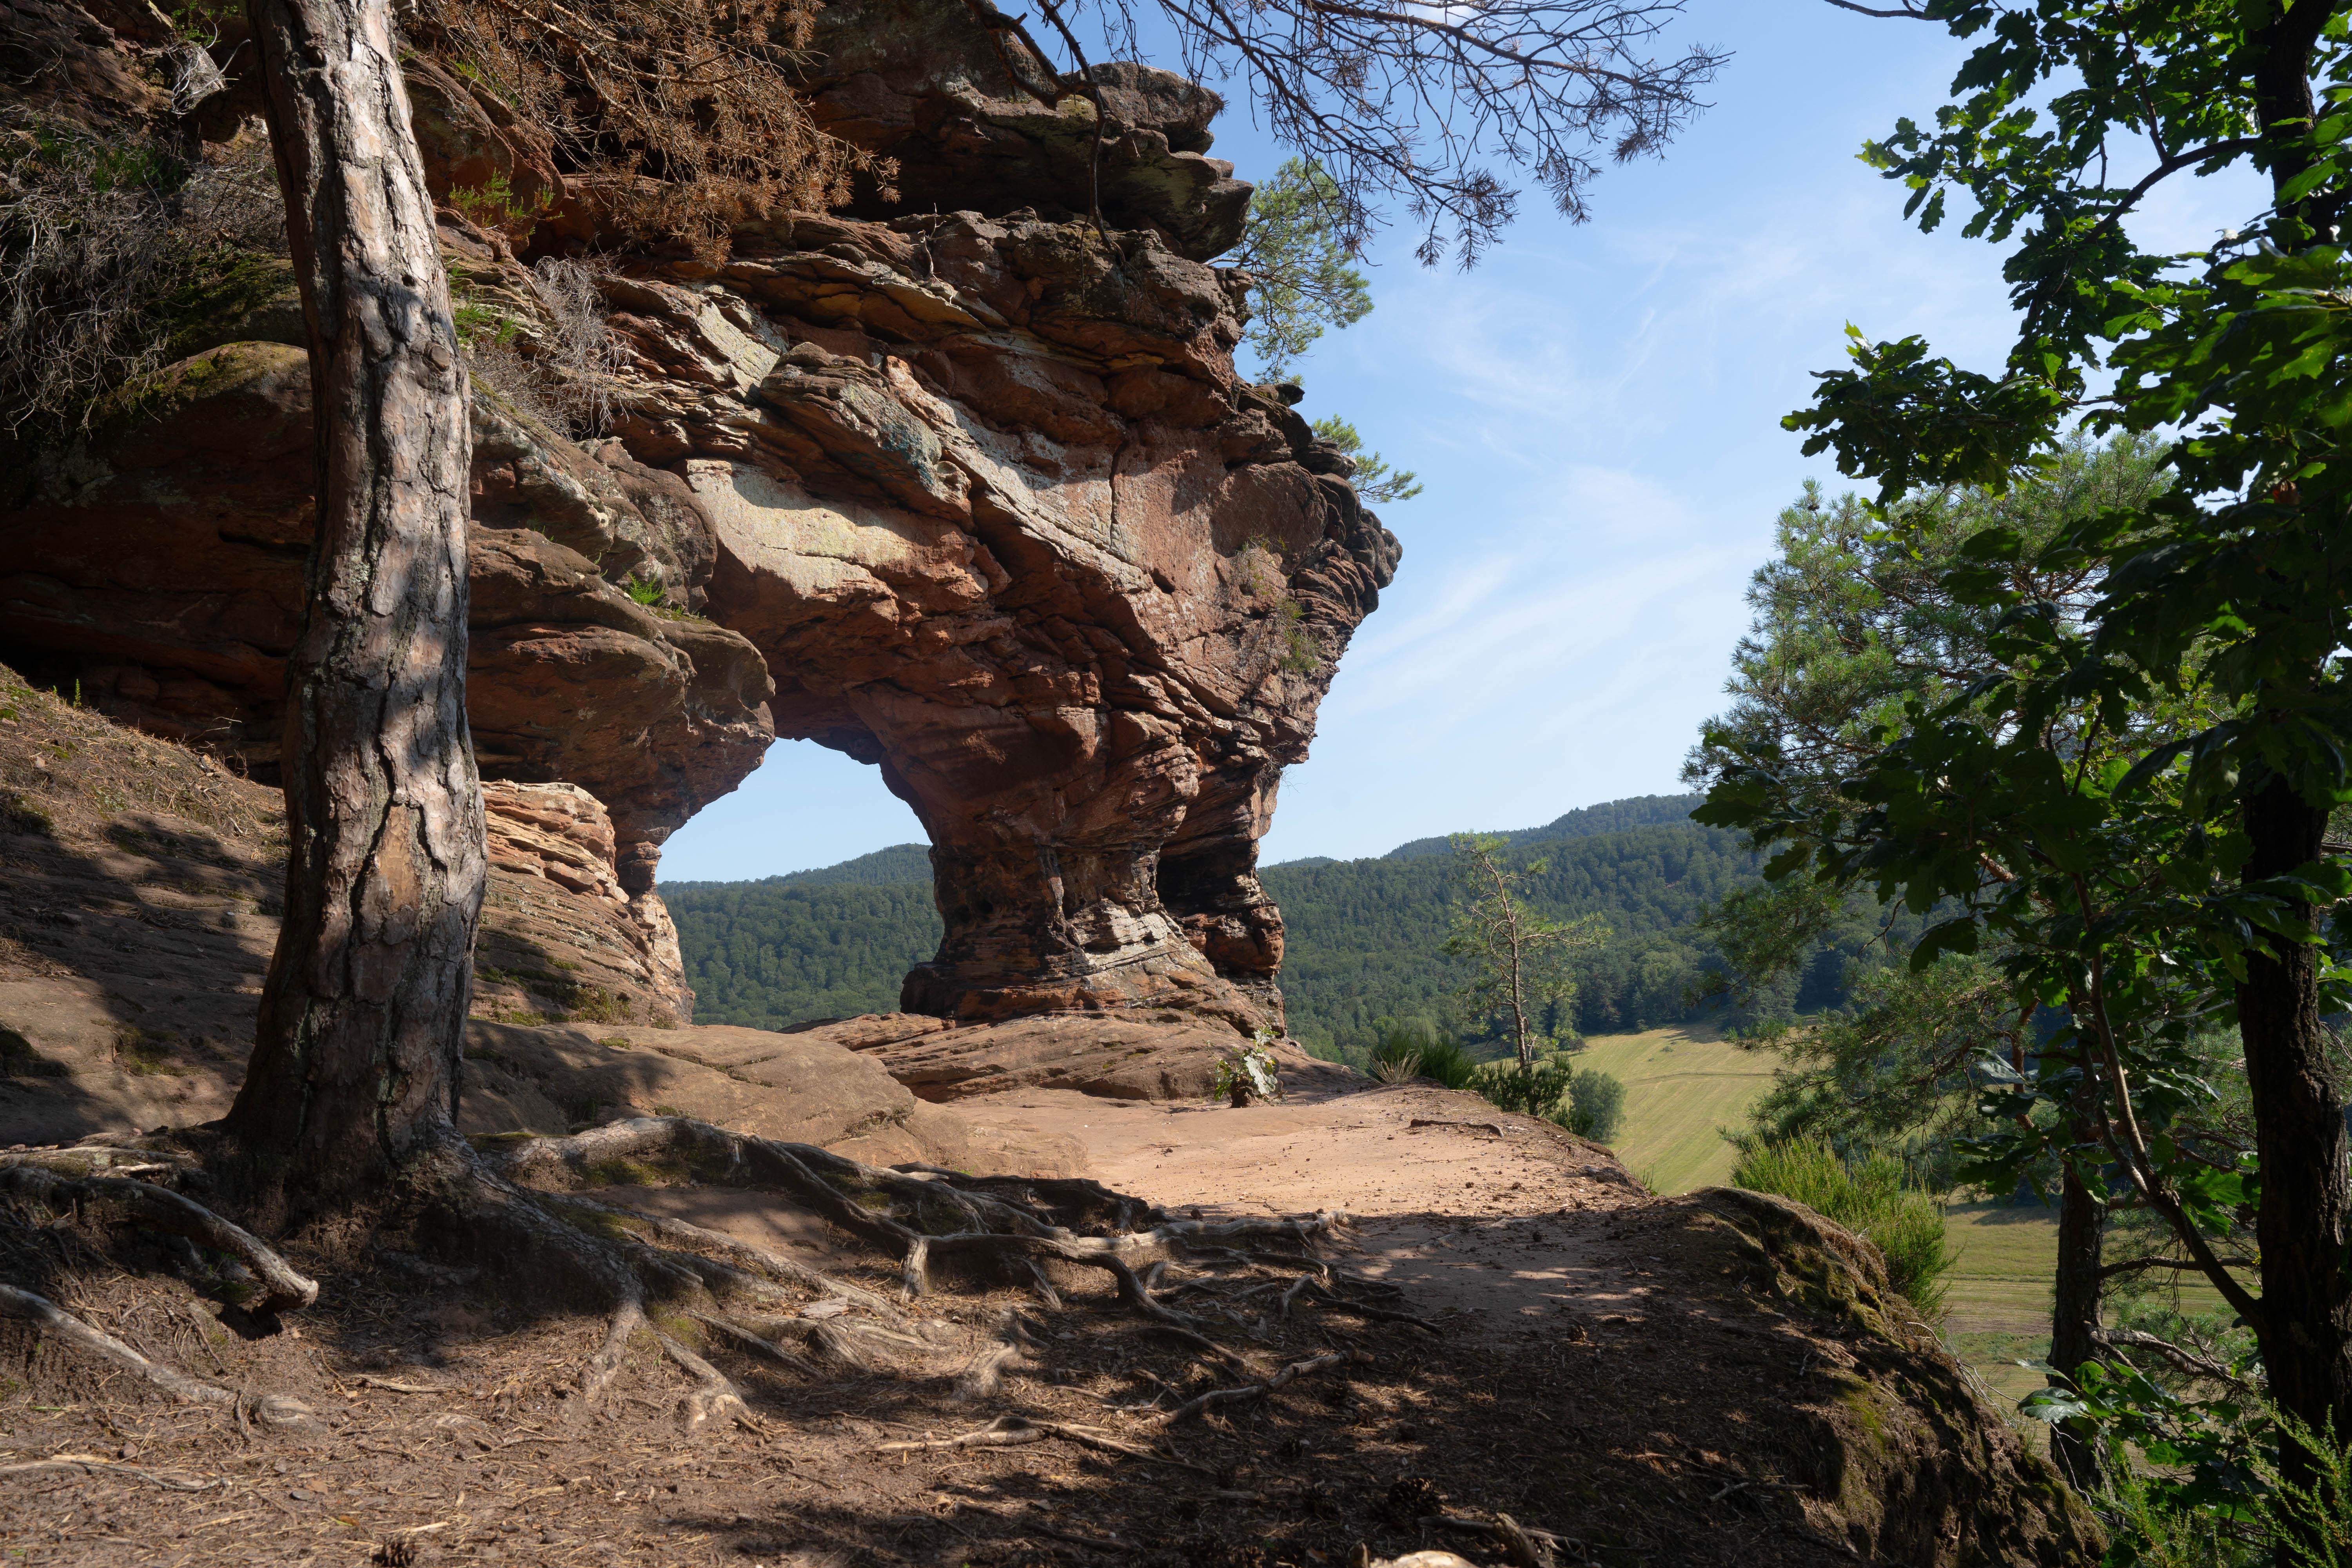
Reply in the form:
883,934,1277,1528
2045,1152,2104,1492
2238,774,2350,1483
226,0,483,1218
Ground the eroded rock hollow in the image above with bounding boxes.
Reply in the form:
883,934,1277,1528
0,0,1397,1030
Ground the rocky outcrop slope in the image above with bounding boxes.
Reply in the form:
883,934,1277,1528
0,662,2100,1564
1,337,777,894
0,0,1398,1031
788,1008,1362,1101
0,659,1082,1173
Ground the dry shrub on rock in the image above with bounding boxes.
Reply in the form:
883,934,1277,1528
527,254,625,435
408,0,887,258
0,118,283,434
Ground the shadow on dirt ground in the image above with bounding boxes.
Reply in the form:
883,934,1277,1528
0,668,2096,1568
0,1119,2094,1568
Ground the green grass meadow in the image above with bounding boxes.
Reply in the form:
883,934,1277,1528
1575,1024,2069,1423
1940,1200,2236,1420
1943,1201,2065,1412
1571,1021,1777,1194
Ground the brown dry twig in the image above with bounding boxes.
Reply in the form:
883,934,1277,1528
879,1414,1228,1483
0,1453,220,1491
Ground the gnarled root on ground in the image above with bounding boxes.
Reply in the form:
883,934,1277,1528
1426,1512,1577,1568
2,1115,1401,1441
0,1159,318,1312
1156,1346,1373,1425
873,1411,1211,1471
0,1281,317,1426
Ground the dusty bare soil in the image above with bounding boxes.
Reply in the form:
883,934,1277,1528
0,1092,2094,1568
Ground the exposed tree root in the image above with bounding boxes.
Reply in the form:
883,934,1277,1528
691,1310,826,1379
0,1282,314,1425
0,1454,219,1491
2,1114,1386,1445
0,1161,319,1312
0,1281,226,1403
873,1411,1212,1474
0,1138,205,1180
1156,1346,1373,1426
650,1328,759,1435
1130,1321,1256,1376
953,1313,1028,1401
543,1192,900,1318
1426,1511,1578,1567
1304,1282,1444,1334
576,1299,646,1409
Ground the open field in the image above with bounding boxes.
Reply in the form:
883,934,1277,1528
1943,1200,2062,1412
1939,1200,2237,1422
1573,1020,1780,1193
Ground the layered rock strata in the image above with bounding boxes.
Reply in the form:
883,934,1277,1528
792,0,1252,261
0,664,1087,1173
0,335,776,889
476,780,695,1027
628,211,1396,1029
0,0,1399,1031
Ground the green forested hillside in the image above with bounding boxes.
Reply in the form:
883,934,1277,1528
1264,821,1758,1056
762,843,931,887
662,879,941,1026
662,798,1871,1045
1378,792,1700,860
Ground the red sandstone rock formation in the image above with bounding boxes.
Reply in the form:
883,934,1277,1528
0,665,1091,1172
791,1011,1362,1102
0,338,776,886
477,780,696,1027
0,0,1398,1032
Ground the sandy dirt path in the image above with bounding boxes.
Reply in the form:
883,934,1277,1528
966,1082,1663,1341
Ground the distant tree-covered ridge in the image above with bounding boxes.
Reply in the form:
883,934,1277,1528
1263,821,1774,1058
1376,792,1700,860
664,842,934,891
661,879,942,1028
662,796,1873,1053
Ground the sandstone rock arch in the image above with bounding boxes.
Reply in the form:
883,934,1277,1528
0,0,1397,1031
666,214,1396,1028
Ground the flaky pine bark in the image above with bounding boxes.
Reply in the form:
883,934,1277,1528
2243,0,2352,1482
227,0,484,1215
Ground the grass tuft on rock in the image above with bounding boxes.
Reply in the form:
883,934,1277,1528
1732,1136,1954,1321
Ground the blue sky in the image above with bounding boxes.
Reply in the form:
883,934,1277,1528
658,2,2263,883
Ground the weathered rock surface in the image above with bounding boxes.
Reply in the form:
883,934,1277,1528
791,1010,1363,1102
0,336,775,879
475,780,694,1026
794,0,1251,261
0,667,1086,1169
458,1020,1086,1174
2,0,1398,1033
606,211,1395,1029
